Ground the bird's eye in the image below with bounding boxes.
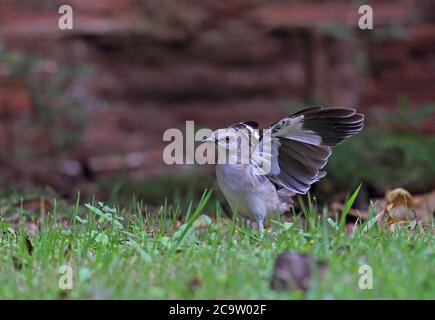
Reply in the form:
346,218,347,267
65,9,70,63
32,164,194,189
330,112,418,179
225,136,230,143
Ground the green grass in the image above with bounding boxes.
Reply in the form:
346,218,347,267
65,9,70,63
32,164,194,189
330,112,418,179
0,188,433,299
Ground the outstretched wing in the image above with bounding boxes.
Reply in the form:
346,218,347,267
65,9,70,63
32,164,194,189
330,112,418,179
250,107,364,194
229,121,259,139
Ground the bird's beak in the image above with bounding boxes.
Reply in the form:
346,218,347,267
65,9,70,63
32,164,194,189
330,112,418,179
202,137,214,144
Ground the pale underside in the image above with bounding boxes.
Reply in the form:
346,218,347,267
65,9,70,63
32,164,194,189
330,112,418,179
215,163,291,221
214,106,364,226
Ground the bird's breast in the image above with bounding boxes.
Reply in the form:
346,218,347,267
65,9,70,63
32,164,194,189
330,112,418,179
215,164,283,219
215,164,253,192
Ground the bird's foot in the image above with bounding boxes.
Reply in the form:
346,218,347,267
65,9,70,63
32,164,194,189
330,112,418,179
256,216,265,240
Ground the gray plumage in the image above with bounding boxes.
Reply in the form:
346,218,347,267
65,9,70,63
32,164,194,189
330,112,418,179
204,106,364,234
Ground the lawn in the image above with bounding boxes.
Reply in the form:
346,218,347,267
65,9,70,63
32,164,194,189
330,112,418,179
0,188,433,299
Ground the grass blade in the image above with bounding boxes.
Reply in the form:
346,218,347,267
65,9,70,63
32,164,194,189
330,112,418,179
338,183,362,231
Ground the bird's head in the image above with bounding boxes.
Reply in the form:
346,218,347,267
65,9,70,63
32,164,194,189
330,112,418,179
202,128,241,152
202,123,259,165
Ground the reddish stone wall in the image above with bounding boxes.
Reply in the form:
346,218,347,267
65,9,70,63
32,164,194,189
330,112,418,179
0,0,434,184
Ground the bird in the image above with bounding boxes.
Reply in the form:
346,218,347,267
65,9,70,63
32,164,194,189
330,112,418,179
202,106,364,235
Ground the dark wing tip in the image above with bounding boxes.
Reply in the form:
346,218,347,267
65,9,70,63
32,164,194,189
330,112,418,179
230,121,259,130
264,107,363,195
301,107,364,146
289,106,324,118
242,121,259,129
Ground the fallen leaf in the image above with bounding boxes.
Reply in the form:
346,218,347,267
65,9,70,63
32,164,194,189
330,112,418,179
25,220,39,237
12,256,23,270
379,188,419,229
194,214,212,230
56,216,71,229
329,202,369,223
412,189,435,224
387,205,416,223
175,219,183,228
57,290,69,300
375,189,435,225
25,236,33,255
331,188,434,231
386,188,415,207
329,202,370,233
188,278,201,294
16,198,53,214
270,251,327,292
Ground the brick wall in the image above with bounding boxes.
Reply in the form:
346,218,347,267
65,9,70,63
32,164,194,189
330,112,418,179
0,0,434,185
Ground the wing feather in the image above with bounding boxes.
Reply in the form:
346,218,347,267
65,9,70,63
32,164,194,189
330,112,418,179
250,106,364,194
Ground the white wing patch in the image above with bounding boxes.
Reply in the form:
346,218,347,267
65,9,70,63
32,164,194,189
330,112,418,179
248,106,363,194
272,116,322,146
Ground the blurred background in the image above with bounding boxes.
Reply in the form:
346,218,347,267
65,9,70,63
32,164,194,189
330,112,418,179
0,0,434,209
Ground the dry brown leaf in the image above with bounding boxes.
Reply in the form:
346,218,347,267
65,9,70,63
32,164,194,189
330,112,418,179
387,205,416,223
12,256,23,270
386,188,415,207
329,202,370,233
175,219,183,228
329,188,434,231
376,189,435,224
25,220,39,237
193,215,212,230
25,236,33,255
16,198,53,214
271,251,327,292
412,190,435,224
57,290,70,300
378,188,432,230
330,201,369,221
188,278,201,294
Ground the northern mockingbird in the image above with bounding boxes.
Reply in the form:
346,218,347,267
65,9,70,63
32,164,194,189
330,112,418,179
203,106,364,234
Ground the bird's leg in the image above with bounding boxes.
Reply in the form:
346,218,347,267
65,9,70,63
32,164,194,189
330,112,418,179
256,215,264,239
